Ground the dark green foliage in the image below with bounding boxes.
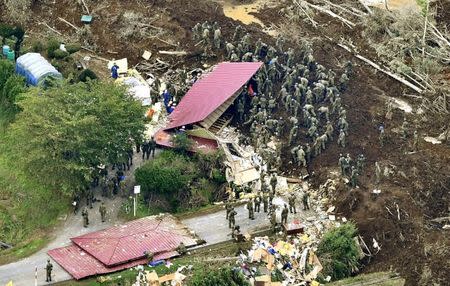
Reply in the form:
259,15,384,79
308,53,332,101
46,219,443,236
31,40,44,52
135,150,226,211
171,132,193,154
1,75,26,110
11,26,24,52
188,267,250,286
52,49,69,60
135,151,198,200
0,23,15,44
78,69,98,82
317,223,360,280
47,38,60,58
6,80,145,194
0,60,15,91
65,43,81,54
0,60,26,126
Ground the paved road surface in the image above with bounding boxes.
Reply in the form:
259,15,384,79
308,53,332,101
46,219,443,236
0,150,315,285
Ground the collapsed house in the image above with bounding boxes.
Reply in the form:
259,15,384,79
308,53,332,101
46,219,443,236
48,215,200,280
155,62,263,185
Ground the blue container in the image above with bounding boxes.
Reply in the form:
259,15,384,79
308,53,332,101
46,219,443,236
2,45,10,56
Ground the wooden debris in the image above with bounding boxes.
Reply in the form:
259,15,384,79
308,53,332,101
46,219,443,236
80,0,90,14
40,22,62,35
58,17,80,31
158,50,187,56
304,1,356,28
293,0,318,28
152,37,177,47
321,0,365,18
336,43,423,93
357,0,373,15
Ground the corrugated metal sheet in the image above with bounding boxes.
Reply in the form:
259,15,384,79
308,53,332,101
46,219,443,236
154,129,219,153
48,245,177,280
165,62,262,130
71,215,198,266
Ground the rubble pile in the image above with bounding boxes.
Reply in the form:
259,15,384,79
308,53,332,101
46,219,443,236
233,178,357,285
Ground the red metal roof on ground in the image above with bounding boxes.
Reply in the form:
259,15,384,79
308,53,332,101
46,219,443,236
48,245,177,280
70,215,198,266
165,62,262,130
155,129,219,153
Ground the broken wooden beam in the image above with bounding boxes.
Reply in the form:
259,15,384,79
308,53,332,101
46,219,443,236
357,0,373,15
304,1,356,28
58,17,80,31
158,50,187,56
336,43,423,93
40,22,62,35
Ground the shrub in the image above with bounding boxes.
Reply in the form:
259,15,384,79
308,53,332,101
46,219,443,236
47,38,60,58
317,223,360,280
188,267,250,286
53,49,69,60
135,151,198,201
31,41,44,52
66,43,81,54
78,69,98,82
0,24,15,43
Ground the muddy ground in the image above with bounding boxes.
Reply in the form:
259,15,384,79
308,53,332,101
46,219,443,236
1,0,449,285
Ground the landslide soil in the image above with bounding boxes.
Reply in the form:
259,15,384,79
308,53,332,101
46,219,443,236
1,0,449,285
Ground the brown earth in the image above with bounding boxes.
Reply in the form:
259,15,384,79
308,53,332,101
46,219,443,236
1,0,449,285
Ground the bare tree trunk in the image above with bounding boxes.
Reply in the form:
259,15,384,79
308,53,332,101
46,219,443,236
422,0,430,59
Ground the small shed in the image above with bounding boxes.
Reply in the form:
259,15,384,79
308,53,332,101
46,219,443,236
15,53,62,86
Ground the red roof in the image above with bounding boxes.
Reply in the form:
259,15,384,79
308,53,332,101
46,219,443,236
155,129,219,153
70,215,198,266
48,245,177,280
165,62,262,130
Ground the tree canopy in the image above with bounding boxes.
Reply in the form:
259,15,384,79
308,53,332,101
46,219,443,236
5,80,145,194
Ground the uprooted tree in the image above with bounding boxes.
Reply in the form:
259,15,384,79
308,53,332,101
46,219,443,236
5,80,145,194
317,222,360,281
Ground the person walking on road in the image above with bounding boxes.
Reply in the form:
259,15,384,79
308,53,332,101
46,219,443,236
45,259,53,282
228,208,237,229
82,207,89,228
99,202,107,222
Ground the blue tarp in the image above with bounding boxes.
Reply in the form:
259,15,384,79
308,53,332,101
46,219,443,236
15,53,62,86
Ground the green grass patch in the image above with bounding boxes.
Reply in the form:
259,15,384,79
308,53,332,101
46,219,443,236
0,236,50,265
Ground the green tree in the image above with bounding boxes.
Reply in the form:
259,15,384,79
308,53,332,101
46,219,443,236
6,80,145,194
135,151,198,209
0,60,15,91
317,223,360,280
188,267,250,286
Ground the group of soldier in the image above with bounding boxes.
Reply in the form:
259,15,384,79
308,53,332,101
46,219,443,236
80,201,107,228
194,22,352,175
225,173,311,238
338,153,366,188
